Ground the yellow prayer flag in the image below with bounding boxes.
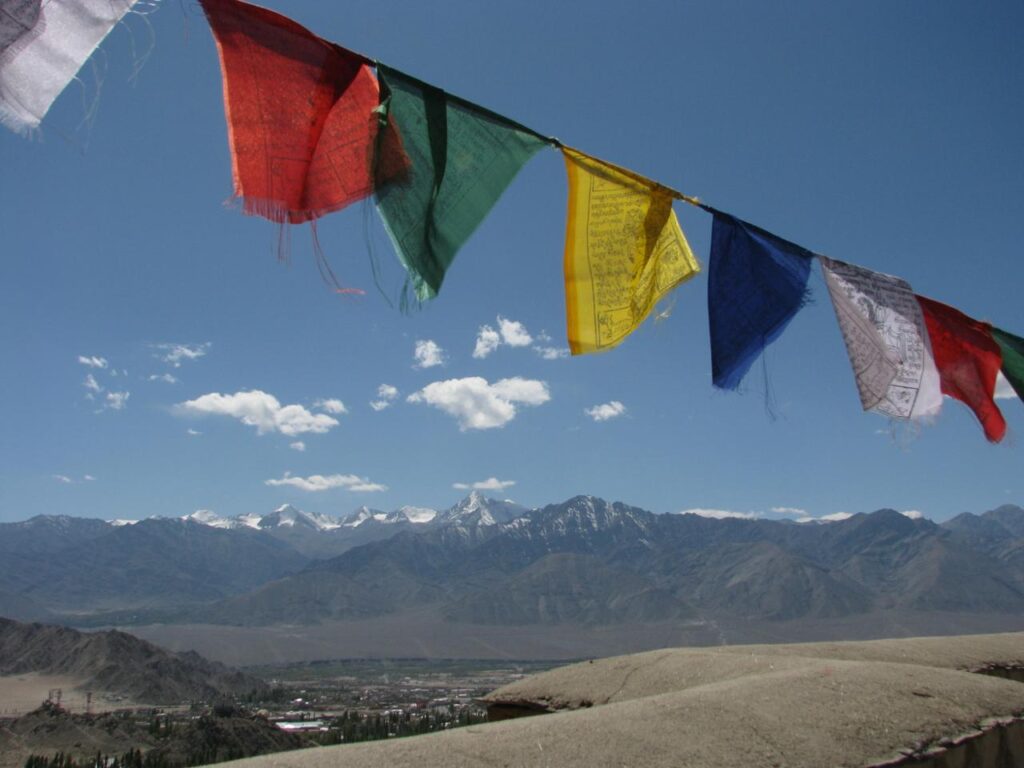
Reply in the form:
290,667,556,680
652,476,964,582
562,147,700,354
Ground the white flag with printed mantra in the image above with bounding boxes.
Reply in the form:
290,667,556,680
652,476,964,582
820,255,942,420
0,0,138,134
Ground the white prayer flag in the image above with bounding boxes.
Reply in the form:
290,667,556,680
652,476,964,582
820,255,942,420
0,0,137,134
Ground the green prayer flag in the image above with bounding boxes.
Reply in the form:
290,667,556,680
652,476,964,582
991,326,1024,401
373,64,549,301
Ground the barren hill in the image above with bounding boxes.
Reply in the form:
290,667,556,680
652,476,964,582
0,618,265,705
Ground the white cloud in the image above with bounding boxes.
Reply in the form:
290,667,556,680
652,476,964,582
370,384,399,411
265,472,387,493
148,373,178,384
534,346,569,360
770,506,807,517
153,342,211,368
83,475,95,481
473,325,501,359
186,428,202,436
83,374,102,395
289,441,306,452
176,390,339,436
408,376,550,430
315,398,348,415
498,317,532,347
995,372,1018,400
52,474,73,484
677,508,760,520
105,391,130,410
585,401,626,422
78,355,107,369
453,477,516,491
900,509,924,520
473,317,536,359
413,339,445,369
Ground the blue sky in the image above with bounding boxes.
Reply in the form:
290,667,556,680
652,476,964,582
1,1,1022,524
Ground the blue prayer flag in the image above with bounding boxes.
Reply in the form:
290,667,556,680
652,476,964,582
707,212,814,389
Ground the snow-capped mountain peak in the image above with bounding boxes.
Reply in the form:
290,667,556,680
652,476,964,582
439,493,527,527
235,513,264,530
259,505,341,531
181,509,236,529
271,504,300,524
341,506,388,528
394,506,438,524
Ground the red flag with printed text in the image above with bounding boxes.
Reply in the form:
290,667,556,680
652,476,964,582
201,0,405,224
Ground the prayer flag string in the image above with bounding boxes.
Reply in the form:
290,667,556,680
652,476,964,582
8,0,1021,442
194,0,1024,440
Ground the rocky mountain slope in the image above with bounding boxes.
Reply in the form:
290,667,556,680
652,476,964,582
0,617,265,704
0,494,526,619
187,498,1024,627
1,498,1021,630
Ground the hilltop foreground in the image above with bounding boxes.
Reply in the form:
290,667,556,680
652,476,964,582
212,632,1024,768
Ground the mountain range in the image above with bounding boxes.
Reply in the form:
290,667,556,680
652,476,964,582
1,495,1022,631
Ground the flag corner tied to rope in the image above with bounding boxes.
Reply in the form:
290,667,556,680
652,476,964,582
706,212,814,390
819,255,942,421
0,0,138,135
561,147,699,355
200,0,403,225
916,295,1006,443
372,63,550,304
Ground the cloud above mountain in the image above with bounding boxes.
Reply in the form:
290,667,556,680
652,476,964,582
407,376,550,430
473,316,534,359
413,340,445,369
586,401,626,422
265,472,387,493
453,477,516,491
677,508,760,520
314,398,347,415
152,342,211,367
370,384,399,411
177,390,339,436
77,355,108,369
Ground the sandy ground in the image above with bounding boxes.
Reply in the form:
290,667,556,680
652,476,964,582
0,674,131,716
480,631,1024,711
208,633,1024,768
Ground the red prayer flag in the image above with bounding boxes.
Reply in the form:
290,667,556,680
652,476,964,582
201,0,403,224
917,295,1006,442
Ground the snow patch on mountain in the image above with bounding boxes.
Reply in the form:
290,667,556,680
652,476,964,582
182,510,236,529
341,506,388,527
396,506,438,524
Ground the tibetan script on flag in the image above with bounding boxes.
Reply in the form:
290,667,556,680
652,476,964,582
562,147,699,354
201,0,403,224
820,256,941,420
